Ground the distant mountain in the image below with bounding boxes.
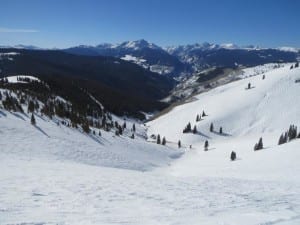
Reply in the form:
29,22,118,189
0,48,174,119
64,39,188,76
166,43,299,72
2,40,299,77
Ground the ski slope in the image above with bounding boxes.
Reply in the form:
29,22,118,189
147,63,300,179
1,64,300,225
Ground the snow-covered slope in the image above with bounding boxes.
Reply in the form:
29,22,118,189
1,64,300,225
147,63,300,180
0,85,180,171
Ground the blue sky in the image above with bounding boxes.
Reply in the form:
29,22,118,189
1,0,300,48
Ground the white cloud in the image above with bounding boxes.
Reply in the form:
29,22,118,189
0,27,38,33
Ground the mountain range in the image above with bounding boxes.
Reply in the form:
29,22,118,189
2,40,299,77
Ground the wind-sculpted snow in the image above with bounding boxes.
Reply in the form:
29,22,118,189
1,154,300,225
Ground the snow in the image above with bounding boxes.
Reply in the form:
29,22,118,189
0,52,20,56
1,63,300,224
4,75,40,83
121,54,146,63
278,46,299,53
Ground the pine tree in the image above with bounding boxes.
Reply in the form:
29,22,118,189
230,151,236,161
202,110,206,117
99,130,101,136
183,122,192,133
278,134,284,145
193,125,197,134
132,123,136,132
93,130,96,135
204,140,209,151
178,140,181,148
131,133,135,139
196,114,200,122
31,113,36,125
118,125,123,135
157,134,161,144
254,137,263,150
123,121,126,129
28,100,35,113
262,74,265,80
219,127,223,134
210,123,214,132
162,137,166,145
295,62,299,68
247,82,251,89
82,121,90,133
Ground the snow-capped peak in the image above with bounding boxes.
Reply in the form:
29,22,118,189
120,39,161,50
277,46,299,53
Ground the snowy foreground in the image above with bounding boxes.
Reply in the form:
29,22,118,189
1,64,300,224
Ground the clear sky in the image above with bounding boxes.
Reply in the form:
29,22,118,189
1,0,300,48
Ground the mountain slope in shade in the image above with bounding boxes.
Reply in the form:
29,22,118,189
65,39,187,76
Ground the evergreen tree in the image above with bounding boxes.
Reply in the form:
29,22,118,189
157,134,161,144
204,140,209,151
254,137,263,150
202,110,207,117
278,134,284,145
247,82,251,89
183,122,192,133
162,137,166,145
82,121,90,133
123,121,126,129
210,123,214,132
230,151,236,161
93,130,96,135
131,133,135,139
132,123,136,132
28,100,35,113
288,124,297,141
196,114,200,122
178,140,181,148
219,126,223,134
31,113,36,125
118,125,123,135
99,130,101,136
193,125,197,134
295,62,299,68
262,74,265,80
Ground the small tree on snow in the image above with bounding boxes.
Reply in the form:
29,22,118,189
178,140,181,148
210,123,214,132
202,110,207,117
230,151,236,161
219,127,223,134
28,100,35,113
247,82,251,89
132,123,136,132
204,140,209,151
31,113,36,125
157,134,161,144
193,125,197,134
162,137,166,145
254,137,263,151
